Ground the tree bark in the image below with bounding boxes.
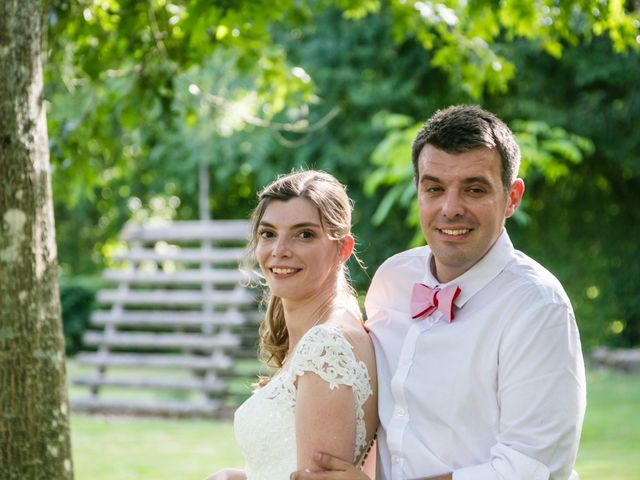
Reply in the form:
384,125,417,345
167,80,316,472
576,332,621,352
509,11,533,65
0,1,73,479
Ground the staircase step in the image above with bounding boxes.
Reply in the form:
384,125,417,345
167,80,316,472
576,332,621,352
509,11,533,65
89,310,247,328
74,352,233,370
70,397,222,417
82,331,241,351
73,375,226,393
97,289,255,306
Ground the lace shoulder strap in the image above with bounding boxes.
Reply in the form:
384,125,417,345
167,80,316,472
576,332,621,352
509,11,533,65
290,325,359,389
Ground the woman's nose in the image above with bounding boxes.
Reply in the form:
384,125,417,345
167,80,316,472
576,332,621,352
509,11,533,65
272,237,291,257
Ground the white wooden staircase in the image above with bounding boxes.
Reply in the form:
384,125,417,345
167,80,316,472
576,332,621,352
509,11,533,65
71,220,260,417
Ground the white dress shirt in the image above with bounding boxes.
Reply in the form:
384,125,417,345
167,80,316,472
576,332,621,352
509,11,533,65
366,230,586,480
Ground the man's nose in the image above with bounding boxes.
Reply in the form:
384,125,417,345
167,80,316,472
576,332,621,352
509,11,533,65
441,190,465,218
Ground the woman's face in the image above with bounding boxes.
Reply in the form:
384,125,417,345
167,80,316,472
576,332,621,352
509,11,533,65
255,197,342,303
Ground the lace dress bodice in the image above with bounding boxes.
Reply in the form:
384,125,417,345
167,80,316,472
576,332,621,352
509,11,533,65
233,325,373,480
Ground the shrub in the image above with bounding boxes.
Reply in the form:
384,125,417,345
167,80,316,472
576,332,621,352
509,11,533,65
60,277,103,356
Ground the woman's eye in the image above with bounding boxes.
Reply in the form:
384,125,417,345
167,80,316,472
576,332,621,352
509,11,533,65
297,230,314,239
258,230,274,239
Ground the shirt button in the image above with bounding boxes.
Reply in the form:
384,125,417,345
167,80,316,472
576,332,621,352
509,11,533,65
393,456,401,464
397,408,406,416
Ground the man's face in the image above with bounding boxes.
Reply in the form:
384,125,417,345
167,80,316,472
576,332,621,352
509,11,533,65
417,144,524,283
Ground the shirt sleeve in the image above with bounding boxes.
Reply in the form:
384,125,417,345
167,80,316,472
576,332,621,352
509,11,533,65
364,258,393,322
364,251,412,324
453,301,586,480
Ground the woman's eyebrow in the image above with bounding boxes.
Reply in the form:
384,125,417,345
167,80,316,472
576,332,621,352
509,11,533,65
259,221,321,229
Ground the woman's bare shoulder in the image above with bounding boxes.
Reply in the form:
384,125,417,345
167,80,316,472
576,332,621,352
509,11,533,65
323,314,375,364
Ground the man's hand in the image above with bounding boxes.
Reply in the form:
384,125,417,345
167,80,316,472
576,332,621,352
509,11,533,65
204,468,246,480
290,452,371,480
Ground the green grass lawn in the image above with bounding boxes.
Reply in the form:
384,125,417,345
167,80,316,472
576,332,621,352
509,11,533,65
68,365,640,480
70,415,243,480
575,367,640,479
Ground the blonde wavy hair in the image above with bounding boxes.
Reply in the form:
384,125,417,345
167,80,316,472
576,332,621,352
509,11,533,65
244,170,362,370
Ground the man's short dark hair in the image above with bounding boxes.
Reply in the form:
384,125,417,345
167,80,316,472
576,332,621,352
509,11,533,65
411,105,520,191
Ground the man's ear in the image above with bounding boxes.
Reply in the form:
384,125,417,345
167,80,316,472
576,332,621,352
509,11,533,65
505,179,525,218
340,235,355,263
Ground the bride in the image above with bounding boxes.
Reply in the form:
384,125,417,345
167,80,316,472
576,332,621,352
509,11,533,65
205,170,378,480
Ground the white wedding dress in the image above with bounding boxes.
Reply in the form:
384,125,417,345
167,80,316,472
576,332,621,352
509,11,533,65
234,325,373,480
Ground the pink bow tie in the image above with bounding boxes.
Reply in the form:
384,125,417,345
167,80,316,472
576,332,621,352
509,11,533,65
410,283,461,323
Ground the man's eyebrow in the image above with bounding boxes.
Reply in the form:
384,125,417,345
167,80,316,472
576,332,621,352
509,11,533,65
419,175,493,185
419,174,441,184
462,176,492,186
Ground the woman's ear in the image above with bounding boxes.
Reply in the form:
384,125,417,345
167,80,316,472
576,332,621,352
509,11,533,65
339,235,355,263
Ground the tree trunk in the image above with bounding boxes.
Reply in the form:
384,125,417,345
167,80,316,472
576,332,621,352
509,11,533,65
0,1,73,479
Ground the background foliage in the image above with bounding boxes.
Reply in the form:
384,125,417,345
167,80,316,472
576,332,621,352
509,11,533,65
45,0,640,349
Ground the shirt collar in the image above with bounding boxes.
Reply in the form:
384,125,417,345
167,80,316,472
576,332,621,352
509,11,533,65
420,229,514,308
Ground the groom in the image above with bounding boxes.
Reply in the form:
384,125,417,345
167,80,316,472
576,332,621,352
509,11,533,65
292,105,586,479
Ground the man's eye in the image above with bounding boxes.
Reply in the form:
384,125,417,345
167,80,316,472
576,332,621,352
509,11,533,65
425,186,443,193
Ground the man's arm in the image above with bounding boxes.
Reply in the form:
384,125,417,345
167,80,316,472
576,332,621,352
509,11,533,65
453,302,586,479
290,452,369,480
294,305,585,480
290,453,452,480
204,468,246,480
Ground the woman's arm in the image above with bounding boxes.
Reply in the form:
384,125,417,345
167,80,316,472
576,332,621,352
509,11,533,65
295,371,357,472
